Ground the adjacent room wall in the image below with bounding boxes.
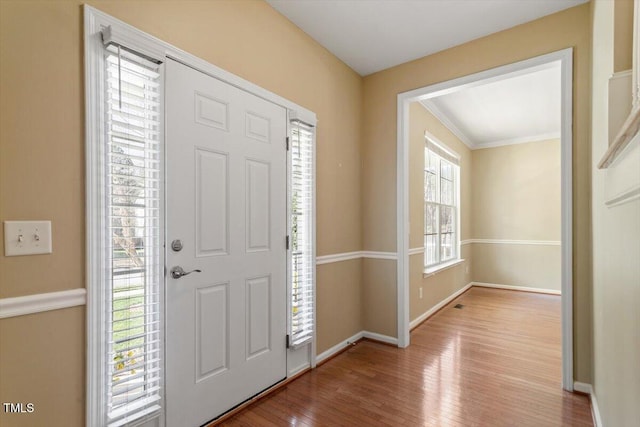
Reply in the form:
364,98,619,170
0,1,363,425
361,3,593,382
591,0,640,425
408,103,472,324
472,139,561,291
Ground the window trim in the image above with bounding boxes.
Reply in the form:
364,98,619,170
85,6,318,425
423,136,461,272
423,258,465,277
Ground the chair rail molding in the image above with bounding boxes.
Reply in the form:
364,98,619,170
464,238,561,246
316,251,398,265
0,288,87,319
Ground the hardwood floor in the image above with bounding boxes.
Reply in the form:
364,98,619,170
221,287,593,426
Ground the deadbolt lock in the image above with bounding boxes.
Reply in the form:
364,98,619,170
171,239,183,252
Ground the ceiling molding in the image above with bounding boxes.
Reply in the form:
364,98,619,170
473,132,562,150
419,61,561,151
420,100,476,149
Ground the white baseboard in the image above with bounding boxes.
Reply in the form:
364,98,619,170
0,288,87,319
410,282,473,330
362,331,398,345
573,381,591,394
472,282,561,295
316,330,398,364
288,362,311,378
316,331,363,364
574,382,602,427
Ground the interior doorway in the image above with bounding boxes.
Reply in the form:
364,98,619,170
396,48,574,390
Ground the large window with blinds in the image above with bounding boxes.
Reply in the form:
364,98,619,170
103,44,163,426
289,120,315,349
424,137,460,269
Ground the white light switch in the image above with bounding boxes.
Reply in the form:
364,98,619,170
4,221,52,256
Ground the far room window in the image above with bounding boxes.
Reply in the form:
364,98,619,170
424,136,460,269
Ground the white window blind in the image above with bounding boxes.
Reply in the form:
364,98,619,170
104,43,163,426
289,120,314,349
424,140,459,268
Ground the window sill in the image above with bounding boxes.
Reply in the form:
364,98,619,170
423,259,465,278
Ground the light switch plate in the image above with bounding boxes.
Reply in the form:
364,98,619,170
4,221,52,256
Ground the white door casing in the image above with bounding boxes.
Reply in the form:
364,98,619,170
165,59,287,426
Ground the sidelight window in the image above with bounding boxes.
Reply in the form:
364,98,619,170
94,42,164,426
289,120,315,349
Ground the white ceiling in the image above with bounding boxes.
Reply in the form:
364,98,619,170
421,62,562,149
266,0,587,76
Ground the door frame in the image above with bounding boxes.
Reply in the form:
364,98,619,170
395,48,574,390
84,6,317,426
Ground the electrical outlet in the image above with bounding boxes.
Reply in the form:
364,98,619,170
466,265,469,274
419,287,423,299
4,221,52,256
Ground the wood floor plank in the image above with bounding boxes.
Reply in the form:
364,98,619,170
220,287,592,426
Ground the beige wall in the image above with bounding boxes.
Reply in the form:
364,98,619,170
316,260,363,354
591,0,640,425
0,1,363,425
408,103,472,322
472,244,561,290
0,307,85,427
613,0,635,72
362,4,593,382
362,258,397,337
472,140,561,241
472,140,561,291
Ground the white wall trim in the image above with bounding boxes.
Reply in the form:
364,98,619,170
398,48,573,390
573,382,603,427
472,282,561,295
0,288,87,319
410,283,472,330
422,97,562,150
591,391,603,427
408,247,424,256
315,330,398,365
362,331,398,345
460,239,473,245
420,99,475,148
473,131,561,150
604,132,640,207
423,258,465,277
573,381,592,394
316,250,398,265
287,361,311,378
316,331,363,364
605,184,640,207
361,251,398,260
315,251,362,265
465,238,561,246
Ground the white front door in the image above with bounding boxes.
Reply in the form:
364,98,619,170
165,59,287,426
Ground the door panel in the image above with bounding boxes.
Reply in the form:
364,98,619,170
196,283,229,381
246,275,271,358
196,149,229,256
246,159,271,251
166,59,287,427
